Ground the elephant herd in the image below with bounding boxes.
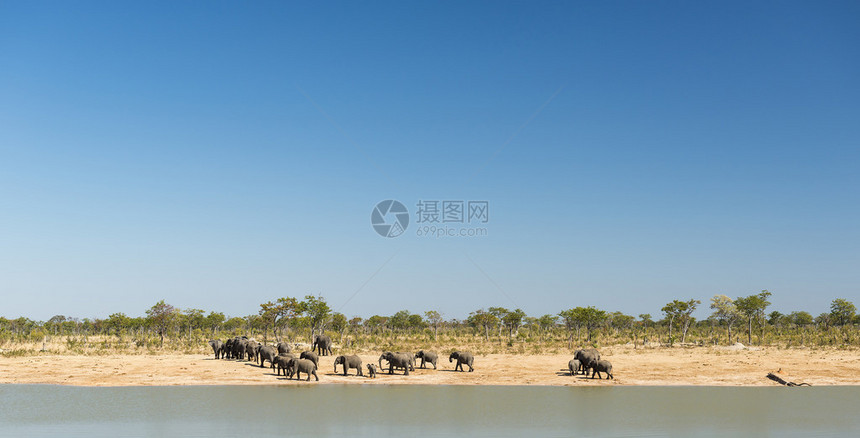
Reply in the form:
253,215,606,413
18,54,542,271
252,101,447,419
568,348,613,379
208,337,476,382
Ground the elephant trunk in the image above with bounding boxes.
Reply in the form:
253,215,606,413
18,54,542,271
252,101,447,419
378,356,384,369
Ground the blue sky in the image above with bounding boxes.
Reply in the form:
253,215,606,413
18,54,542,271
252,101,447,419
1,1,858,321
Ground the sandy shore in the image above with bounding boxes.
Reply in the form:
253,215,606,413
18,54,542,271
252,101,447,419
2,345,859,386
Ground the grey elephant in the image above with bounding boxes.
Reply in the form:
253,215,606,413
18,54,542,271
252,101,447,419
257,345,277,368
208,340,223,359
415,350,438,369
300,350,320,368
244,340,259,362
229,337,244,359
449,351,474,372
286,357,319,381
274,353,295,376
568,359,581,376
574,348,600,374
334,355,363,376
378,352,411,375
277,342,291,355
232,337,251,360
312,334,333,356
399,352,415,371
366,364,377,378
224,338,234,358
586,359,613,379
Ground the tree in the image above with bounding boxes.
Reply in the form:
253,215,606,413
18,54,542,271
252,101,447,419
145,300,179,347
330,312,348,343
830,298,856,326
559,306,606,346
487,307,509,341
710,295,740,344
299,295,331,340
259,297,300,342
348,317,363,334
608,312,634,335
815,313,831,330
365,315,388,334
182,308,205,338
502,308,526,340
734,290,772,345
467,309,498,341
407,314,425,331
789,311,813,327
388,310,412,334
536,314,557,343
424,310,443,341
662,299,700,344
204,311,226,334
105,313,129,337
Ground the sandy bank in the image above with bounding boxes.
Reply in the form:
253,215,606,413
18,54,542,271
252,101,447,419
2,345,858,387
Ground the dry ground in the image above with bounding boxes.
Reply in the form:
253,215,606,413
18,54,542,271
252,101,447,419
2,345,859,386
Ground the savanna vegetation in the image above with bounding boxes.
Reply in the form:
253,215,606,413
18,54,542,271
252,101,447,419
2,291,858,357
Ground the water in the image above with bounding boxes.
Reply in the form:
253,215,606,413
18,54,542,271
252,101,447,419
0,385,857,437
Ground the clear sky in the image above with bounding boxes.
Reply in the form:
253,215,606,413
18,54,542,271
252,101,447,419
1,1,858,322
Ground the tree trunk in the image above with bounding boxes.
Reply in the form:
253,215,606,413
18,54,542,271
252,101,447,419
727,323,732,345
747,318,753,345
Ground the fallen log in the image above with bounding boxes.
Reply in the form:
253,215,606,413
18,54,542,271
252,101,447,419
767,373,811,387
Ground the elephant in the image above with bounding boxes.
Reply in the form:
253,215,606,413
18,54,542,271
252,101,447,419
286,357,319,381
257,345,278,368
312,334,333,356
334,355,363,376
208,340,223,359
449,351,474,372
232,337,247,360
398,352,415,371
574,348,600,374
224,338,236,358
568,359,581,376
245,340,259,362
414,350,438,369
300,350,320,368
366,364,377,378
277,342,291,355
274,353,295,376
378,352,411,375
586,359,613,379
226,338,237,359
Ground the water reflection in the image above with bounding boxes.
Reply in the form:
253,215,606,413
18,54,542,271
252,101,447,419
0,385,856,437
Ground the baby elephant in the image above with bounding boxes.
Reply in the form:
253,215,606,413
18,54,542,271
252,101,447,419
287,357,319,381
568,359,581,376
587,359,613,380
415,350,438,369
334,355,363,376
449,351,474,372
367,364,377,378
